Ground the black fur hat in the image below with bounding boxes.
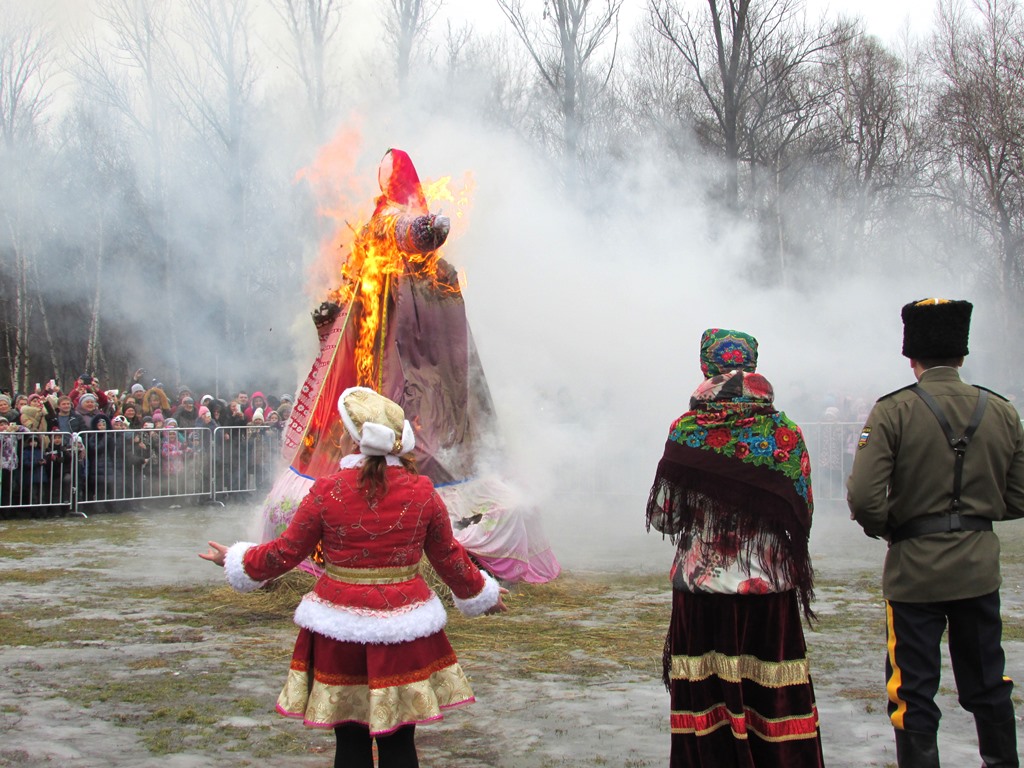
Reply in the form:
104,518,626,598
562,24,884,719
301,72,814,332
901,298,972,359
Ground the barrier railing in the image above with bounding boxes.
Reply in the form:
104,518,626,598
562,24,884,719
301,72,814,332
0,425,283,518
0,421,898,517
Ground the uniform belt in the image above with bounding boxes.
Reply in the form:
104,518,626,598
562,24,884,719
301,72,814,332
323,561,421,584
889,513,993,544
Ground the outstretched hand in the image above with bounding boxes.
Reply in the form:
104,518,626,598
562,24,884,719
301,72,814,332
199,541,228,567
485,586,510,615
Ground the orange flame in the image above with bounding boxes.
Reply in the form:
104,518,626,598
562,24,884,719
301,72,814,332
298,136,475,390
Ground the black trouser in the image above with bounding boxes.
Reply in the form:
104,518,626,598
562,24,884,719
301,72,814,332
886,590,1015,733
334,723,418,768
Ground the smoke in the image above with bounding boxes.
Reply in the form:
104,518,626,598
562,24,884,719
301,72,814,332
1,0,997,573
320,102,957,572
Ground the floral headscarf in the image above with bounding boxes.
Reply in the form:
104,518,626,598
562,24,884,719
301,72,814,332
699,328,759,378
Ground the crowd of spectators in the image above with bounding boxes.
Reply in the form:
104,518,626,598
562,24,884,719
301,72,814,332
0,369,294,520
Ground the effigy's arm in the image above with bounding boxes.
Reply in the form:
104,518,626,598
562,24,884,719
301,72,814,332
370,212,450,255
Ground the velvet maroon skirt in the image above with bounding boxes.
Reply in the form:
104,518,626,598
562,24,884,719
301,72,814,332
665,590,824,768
275,628,476,736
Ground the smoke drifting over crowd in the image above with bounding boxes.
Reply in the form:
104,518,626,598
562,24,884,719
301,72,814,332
1,0,1018,566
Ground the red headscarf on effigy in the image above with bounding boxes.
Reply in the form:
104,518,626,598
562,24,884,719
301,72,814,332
374,148,428,217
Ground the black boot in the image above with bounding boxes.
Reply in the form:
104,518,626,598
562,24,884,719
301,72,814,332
976,717,1020,768
895,728,940,768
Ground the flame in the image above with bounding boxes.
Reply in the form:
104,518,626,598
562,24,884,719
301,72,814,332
299,137,476,390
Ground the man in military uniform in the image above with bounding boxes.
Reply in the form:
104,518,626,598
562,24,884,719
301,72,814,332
848,298,1023,768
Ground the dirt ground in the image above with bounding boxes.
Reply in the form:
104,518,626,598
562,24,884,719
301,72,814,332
1,499,1022,768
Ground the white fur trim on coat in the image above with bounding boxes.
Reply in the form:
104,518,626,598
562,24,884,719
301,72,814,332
293,593,448,644
452,571,501,617
223,542,267,593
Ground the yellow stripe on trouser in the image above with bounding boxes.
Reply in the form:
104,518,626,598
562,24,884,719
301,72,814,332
886,600,908,729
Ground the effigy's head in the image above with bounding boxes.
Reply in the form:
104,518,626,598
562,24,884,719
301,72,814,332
378,148,427,213
338,386,416,457
901,298,972,359
699,328,759,378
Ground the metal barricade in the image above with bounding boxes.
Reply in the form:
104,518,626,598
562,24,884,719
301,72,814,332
0,419,866,516
211,424,282,501
72,426,215,513
800,421,863,503
0,425,282,518
0,430,77,517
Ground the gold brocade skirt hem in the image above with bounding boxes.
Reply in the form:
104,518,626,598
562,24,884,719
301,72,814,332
276,627,476,736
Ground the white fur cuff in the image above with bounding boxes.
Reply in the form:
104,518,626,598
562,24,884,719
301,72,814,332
224,542,267,593
453,571,500,617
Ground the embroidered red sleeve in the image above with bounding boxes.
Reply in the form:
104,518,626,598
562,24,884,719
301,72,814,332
422,490,485,600
242,479,327,581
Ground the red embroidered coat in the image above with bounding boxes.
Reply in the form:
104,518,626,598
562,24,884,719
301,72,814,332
225,465,499,644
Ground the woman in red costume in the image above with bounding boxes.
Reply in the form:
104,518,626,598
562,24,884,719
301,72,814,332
260,148,560,583
201,386,507,768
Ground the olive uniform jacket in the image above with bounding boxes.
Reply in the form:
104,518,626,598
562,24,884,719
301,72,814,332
847,366,1024,602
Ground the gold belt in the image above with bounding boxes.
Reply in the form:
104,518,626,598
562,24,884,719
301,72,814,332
324,561,421,585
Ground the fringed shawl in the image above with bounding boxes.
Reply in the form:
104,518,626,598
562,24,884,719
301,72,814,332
646,370,816,620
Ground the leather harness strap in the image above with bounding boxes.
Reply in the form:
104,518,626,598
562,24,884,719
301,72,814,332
889,386,992,544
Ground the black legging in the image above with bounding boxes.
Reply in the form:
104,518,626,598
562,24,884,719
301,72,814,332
334,723,418,768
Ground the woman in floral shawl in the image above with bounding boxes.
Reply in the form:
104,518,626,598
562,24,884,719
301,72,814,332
646,328,824,768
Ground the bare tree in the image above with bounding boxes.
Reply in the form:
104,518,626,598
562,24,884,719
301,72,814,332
167,0,261,354
624,16,700,163
268,0,343,140
381,0,443,99
496,0,623,189
649,0,839,212
0,3,57,392
72,0,180,371
817,28,923,270
929,0,1024,366
0,3,53,150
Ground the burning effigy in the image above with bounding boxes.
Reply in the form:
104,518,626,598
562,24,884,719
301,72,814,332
258,145,560,584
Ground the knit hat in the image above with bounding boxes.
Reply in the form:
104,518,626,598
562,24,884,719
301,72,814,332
699,328,759,378
131,383,145,394
112,415,129,427
0,394,10,406
198,406,211,418
251,408,265,423
79,393,98,405
901,298,972,359
164,417,178,427
337,386,415,457
152,409,164,421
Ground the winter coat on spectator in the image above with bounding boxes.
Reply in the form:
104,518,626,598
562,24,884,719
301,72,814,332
244,392,269,423
160,430,187,477
142,387,172,417
173,399,199,428
84,414,114,499
0,394,13,420
0,428,17,471
121,404,143,429
18,406,50,448
69,380,110,411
